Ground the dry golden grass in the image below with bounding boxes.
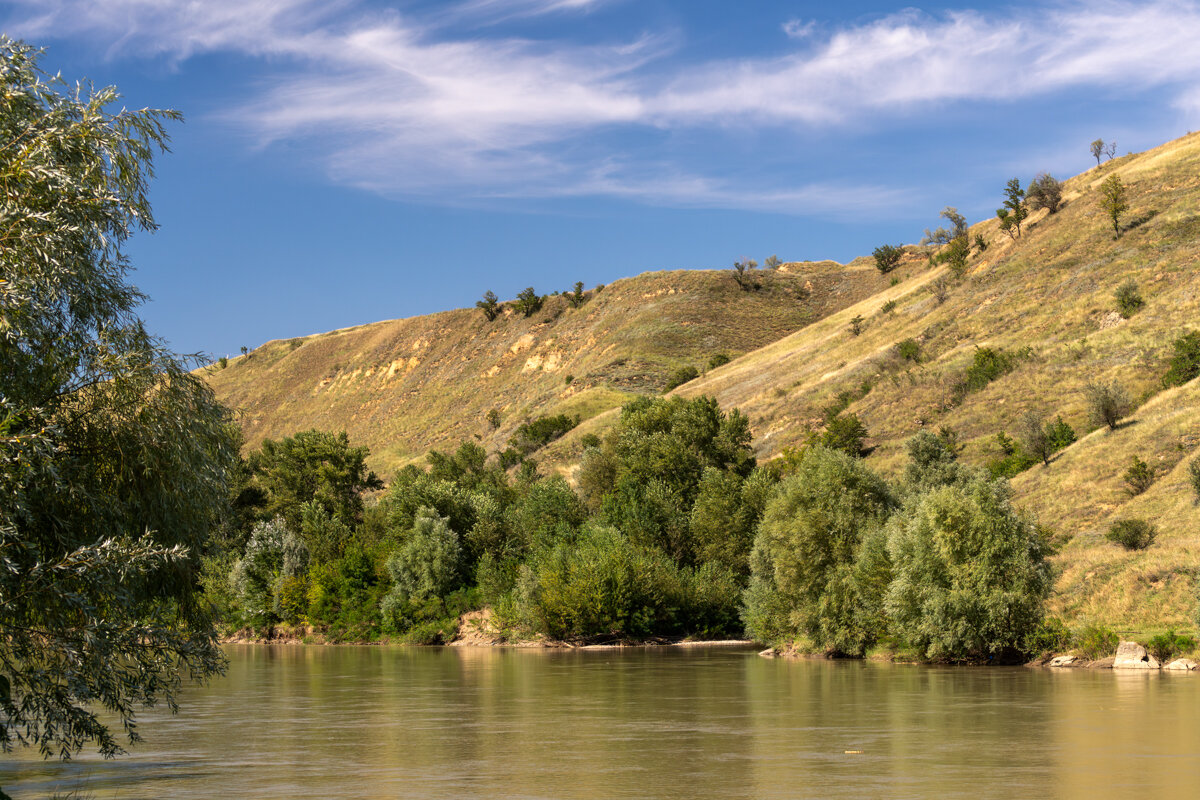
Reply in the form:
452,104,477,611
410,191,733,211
205,264,884,477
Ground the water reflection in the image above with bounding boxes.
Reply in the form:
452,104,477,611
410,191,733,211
2,646,1198,799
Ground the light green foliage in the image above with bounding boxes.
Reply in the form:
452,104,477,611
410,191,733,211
476,290,501,321
1091,138,1106,165
1147,630,1196,663
922,207,968,246
230,518,307,628
1099,174,1128,236
745,447,896,655
938,235,970,277
1076,624,1118,659
299,500,353,563
1114,279,1144,318
885,479,1053,660
895,338,921,362
987,431,1038,479
904,428,973,493
1162,330,1200,388
0,38,235,767
1105,518,1157,550
386,508,463,603
872,244,904,274
567,281,587,309
1189,460,1200,503
247,429,382,531
957,346,1025,399
516,525,739,640
689,466,776,579
764,254,782,269
996,178,1028,239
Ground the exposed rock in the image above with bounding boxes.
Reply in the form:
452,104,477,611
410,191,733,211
1087,656,1116,670
1165,658,1197,671
758,647,778,658
1048,655,1082,667
1113,641,1161,670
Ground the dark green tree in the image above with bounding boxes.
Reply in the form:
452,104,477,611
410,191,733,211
476,290,502,321
996,178,1027,239
0,38,236,772
1162,331,1200,388
872,244,904,274
512,287,544,317
247,430,382,531
1027,173,1063,213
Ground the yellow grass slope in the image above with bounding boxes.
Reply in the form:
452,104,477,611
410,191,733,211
661,131,1200,633
206,264,890,476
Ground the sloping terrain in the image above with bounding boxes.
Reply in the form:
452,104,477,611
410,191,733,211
206,264,890,476
655,131,1200,631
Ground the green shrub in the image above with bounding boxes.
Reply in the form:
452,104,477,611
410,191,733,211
476,290,502,321
885,479,1054,660
1163,331,1200,387
1114,279,1144,318
1147,630,1197,663
707,353,731,370
764,254,782,270
218,355,228,369
1105,518,1157,550
987,431,1037,478
1046,416,1077,450
822,413,869,458
1123,456,1155,496
958,346,1023,397
580,433,601,449
1085,380,1131,431
1024,617,1072,656
880,299,897,314
974,233,988,252
517,526,690,639
895,338,921,362
663,365,700,392
486,408,502,428
564,374,573,385
1075,624,1119,659
1189,460,1200,503
903,428,971,492
872,244,904,274
509,414,578,454
1026,173,1063,213
745,447,895,654
938,235,970,278
847,314,865,336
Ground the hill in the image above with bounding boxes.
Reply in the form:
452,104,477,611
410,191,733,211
205,264,892,476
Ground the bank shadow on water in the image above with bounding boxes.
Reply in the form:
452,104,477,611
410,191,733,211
2,646,1198,799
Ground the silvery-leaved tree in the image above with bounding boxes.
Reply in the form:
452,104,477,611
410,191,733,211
0,38,236,789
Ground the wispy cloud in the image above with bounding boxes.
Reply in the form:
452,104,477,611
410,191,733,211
8,0,1200,211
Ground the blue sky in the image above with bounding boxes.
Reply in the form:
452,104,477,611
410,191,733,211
5,0,1200,357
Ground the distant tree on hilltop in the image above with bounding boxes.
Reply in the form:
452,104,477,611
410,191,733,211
1091,139,1105,165
476,290,501,321
872,244,903,274
996,178,1027,239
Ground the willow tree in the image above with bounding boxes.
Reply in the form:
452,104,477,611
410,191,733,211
0,38,235,781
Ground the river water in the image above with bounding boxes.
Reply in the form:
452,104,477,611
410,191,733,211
3,644,1199,798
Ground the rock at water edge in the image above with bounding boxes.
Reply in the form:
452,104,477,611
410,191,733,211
1164,658,1197,671
1113,641,1160,670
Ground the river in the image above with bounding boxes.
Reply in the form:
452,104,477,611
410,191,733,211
3,645,1199,798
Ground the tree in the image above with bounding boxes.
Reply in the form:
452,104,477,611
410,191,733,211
744,447,896,655
567,281,587,309
1099,174,1128,237
996,178,1027,239
240,345,249,356
764,254,782,269
922,207,967,245
512,287,544,317
1163,331,1200,387
885,479,1053,660
872,244,904,274
1026,173,1063,213
847,315,865,336
1016,411,1053,467
247,430,382,532
1105,140,1118,160
476,290,501,321
1085,380,1131,431
0,38,236,772
1091,139,1105,165
732,258,758,291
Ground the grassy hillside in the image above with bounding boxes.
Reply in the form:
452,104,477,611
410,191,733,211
206,264,889,476
653,131,1200,633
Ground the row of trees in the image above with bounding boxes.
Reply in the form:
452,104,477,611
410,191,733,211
477,282,592,321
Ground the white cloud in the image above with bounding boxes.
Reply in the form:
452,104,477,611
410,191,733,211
8,0,1200,211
